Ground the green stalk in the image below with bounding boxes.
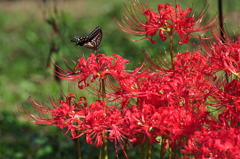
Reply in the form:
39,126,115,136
160,137,166,159
140,142,146,159
217,0,229,83
103,136,108,159
77,137,82,159
169,33,175,70
147,141,152,159
168,146,172,159
99,78,108,159
101,78,106,103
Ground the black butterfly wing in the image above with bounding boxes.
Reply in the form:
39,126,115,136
71,26,102,51
83,26,102,50
71,36,89,46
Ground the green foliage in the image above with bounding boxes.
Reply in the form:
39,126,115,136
0,111,75,158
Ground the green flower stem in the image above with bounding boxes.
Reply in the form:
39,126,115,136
77,137,82,159
160,137,166,159
169,32,175,70
147,141,152,159
100,78,108,159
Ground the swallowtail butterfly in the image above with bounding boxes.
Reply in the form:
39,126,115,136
71,26,102,51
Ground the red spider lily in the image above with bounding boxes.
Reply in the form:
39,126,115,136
21,94,87,138
182,128,240,158
216,79,240,128
125,104,210,147
54,54,130,89
224,79,240,97
200,34,240,129
110,52,221,150
203,36,240,77
21,94,130,152
115,52,221,110
83,101,128,148
116,1,216,44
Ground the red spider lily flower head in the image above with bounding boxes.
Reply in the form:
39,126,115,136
182,128,240,158
224,79,240,97
174,51,217,75
54,54,129,89
123,102,210,148
20,94,88,138
217,79,240,128
203,35,240,77
116,52,220,109
84,101,129,146
116,0,216,44
21,94,130,154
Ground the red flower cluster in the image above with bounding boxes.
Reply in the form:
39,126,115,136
116,1,215,44
23,95,129,148
55,54,130,89
22,47,240,157
182,128,240,158
203,36,240,77
21,1,240,158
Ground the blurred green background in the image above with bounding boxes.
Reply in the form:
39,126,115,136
0,0,239,158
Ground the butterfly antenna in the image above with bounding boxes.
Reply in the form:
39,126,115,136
73,36,78,39
71,36,78,42
70,36,79,42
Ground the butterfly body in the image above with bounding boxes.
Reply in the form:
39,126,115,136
71,26,102,51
